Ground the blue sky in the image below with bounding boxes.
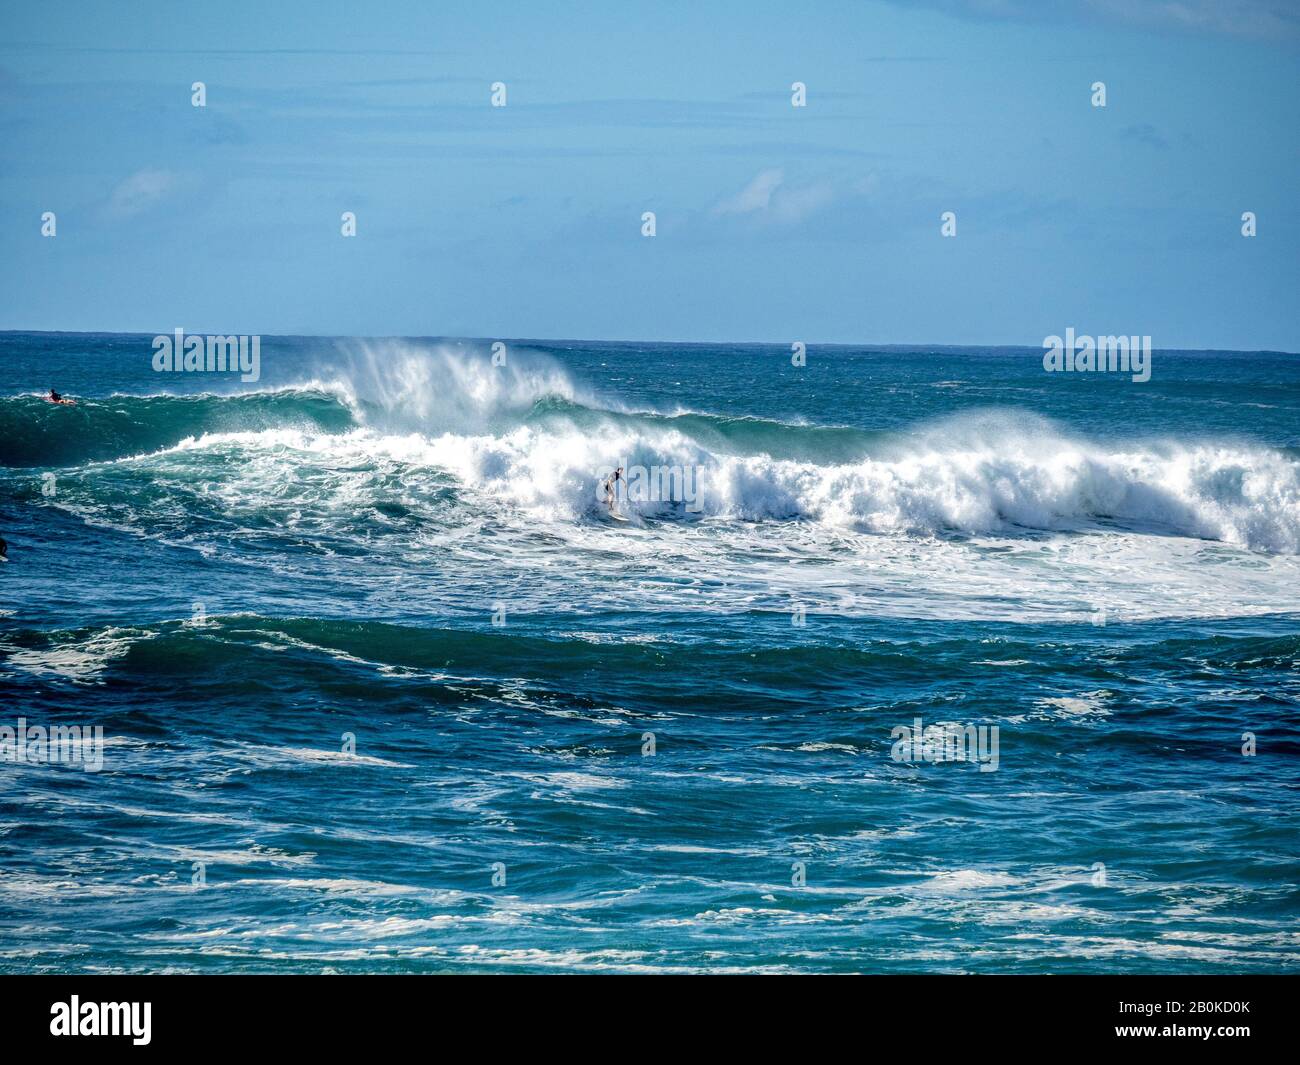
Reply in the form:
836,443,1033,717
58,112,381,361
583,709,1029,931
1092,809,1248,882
1,0,1296,348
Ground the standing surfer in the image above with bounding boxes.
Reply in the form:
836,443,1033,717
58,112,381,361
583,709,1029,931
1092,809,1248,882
603,467,624,512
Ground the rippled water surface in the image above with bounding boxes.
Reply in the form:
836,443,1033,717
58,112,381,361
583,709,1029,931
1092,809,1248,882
1,333,1297,972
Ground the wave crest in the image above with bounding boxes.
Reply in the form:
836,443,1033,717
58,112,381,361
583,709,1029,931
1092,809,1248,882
0,340,582,467
327,339,585,434
6,345,1297,554
423,412,1300,552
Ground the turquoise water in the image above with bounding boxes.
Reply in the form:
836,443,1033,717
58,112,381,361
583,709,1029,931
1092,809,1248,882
1,332,1298,973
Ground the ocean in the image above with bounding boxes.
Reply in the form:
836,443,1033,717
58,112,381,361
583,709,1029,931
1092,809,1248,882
1,331,1297,973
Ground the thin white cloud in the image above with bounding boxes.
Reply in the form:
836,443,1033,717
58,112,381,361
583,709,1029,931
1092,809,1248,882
1087,0,1299,37
714,168,785,215
768,182,836,224
885,0,1299,39
105,169,178,218
713,169,838,225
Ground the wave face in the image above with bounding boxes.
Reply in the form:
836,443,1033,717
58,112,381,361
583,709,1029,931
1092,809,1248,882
0,389,356,468
0,341,582,468
2,334,1298,975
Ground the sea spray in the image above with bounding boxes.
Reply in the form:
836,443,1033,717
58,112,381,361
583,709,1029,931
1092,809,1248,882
326,338,585,434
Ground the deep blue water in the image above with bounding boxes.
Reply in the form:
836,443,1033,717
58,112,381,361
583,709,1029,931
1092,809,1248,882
1,332,1297,973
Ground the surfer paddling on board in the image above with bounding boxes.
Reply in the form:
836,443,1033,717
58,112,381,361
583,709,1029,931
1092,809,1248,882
46,388,75,406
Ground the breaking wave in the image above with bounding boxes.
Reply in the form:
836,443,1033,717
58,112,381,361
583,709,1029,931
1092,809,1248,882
6,343,1299,553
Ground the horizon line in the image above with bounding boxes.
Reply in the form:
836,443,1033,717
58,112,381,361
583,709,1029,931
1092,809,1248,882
2,328,1297,357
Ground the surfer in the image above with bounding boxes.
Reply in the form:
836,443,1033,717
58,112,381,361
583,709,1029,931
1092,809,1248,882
0,536,7,562
47,388,74,405
603,467,624,512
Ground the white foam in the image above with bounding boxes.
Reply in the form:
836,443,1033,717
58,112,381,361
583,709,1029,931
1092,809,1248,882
46,388,1300,624
1,626,152,682
412,413,1300,553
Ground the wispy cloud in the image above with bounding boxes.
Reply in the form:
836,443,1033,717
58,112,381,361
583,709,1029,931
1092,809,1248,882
714,169,785,215
105,169,178,218
713,169,838,225
882,0,1300,40
1089,0,1300,38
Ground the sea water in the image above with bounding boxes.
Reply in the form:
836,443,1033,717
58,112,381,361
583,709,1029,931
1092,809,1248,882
1,333,1297,973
